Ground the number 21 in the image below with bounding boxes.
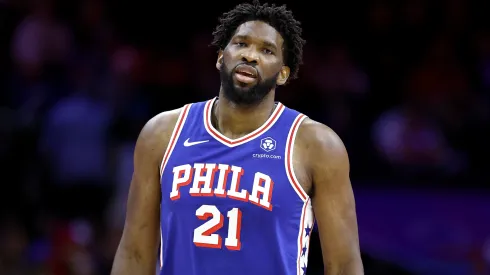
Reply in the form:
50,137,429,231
193,205,242,250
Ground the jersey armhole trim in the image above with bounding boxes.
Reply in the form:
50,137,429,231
159,226,163,269
296,198,314,275
159,104,192,177
285,113,309,202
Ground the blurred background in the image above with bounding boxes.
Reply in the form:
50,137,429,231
1,0,490,274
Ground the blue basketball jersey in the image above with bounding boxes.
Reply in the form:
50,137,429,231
159,97,315,275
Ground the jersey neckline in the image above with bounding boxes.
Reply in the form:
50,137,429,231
203,97,285,147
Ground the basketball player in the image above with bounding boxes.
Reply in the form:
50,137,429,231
111,1,363,274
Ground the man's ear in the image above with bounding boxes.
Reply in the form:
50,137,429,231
276,65,290,85
216,50,224,70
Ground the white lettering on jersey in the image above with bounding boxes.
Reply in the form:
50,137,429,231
168,163,274,210
214,164,231,197
226,165,248,201
189,163,217,196
249,172,274,210
170,164,193,200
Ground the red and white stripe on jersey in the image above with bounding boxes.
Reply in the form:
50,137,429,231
159,104,192,177
159,104,191,269
284,113,315,274
160,227,163,268
296,198,315,275
203,97,285,147
284,113,309,202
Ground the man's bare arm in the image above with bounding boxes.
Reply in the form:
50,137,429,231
111,108,181,275
300,119,363,275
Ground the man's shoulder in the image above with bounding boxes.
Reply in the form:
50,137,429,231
145,107,185,138
134,106,187,164
296,117,341,146
143,98,212,140
295,117,348,167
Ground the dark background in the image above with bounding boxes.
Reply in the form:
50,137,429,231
1,0,490,274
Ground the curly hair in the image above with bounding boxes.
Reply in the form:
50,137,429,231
211,0,306,82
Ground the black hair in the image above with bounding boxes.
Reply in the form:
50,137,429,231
211,0,305,82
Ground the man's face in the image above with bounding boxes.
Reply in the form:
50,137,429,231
217,20,290,105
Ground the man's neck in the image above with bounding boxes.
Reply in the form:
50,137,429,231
213,90,276,140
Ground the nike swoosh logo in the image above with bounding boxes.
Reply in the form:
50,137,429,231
183,138,209,147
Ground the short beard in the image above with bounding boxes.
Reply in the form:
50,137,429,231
220,62,278,106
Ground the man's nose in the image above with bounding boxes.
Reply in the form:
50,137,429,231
241,50,259,64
